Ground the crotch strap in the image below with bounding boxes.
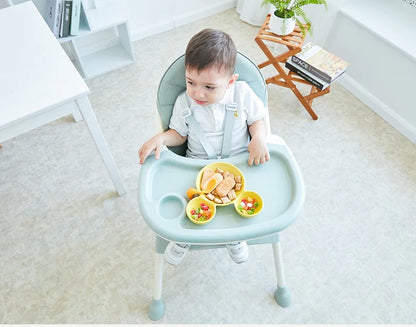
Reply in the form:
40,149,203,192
182,103,237,159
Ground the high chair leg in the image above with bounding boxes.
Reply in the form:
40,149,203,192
148,236,168,321
148,253,165,320
272,241,291,307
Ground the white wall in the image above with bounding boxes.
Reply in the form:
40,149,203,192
118,0,237,41
324,0,416,143
302,0,347,46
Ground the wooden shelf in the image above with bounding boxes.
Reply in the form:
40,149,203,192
255,14,330,120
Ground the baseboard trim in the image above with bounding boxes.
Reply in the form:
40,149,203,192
131,21,175,41
339,74,416,143
130,0,237,41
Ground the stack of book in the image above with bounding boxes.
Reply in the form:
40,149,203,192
285,42,349,90
45,0,82,38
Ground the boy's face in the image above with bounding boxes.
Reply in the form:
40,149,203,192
185,66,238,106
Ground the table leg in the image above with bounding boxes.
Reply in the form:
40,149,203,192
72,108,83,122
75,96,127,196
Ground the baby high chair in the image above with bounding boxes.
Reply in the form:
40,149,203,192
138,52,305,320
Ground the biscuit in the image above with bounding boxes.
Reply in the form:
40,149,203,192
215,176,236,197
227,190,236,201
221,197,231,204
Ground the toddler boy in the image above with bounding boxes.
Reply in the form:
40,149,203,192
138,28,269,265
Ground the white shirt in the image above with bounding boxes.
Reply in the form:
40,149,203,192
169,81,265,159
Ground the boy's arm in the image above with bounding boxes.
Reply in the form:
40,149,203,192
247,120,270,166
138,129,187,164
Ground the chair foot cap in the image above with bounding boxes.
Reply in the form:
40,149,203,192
148,299,165,321
274,286,291,307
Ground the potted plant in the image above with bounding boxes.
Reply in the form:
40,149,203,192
262,0,327,36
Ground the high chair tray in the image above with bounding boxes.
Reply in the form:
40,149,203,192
138,143,305,244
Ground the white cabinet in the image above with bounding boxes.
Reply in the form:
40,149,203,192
60,18,135,79
11,0,135,79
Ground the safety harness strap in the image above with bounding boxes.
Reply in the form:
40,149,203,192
221,103,237,158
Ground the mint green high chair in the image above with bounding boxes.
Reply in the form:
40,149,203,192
138,52,305,321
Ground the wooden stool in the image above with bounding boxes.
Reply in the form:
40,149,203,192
255,14,330,120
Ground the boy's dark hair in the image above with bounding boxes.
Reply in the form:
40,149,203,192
185,29,237,75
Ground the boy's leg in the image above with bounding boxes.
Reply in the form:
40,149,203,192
226,241,249,264
164,242,191,266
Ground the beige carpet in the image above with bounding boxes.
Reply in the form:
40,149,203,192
1,9,415,324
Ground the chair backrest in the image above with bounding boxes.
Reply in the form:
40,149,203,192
156,52,269,155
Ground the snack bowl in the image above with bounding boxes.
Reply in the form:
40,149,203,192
234,190,263,218
186,196,216,225
196,162,245,206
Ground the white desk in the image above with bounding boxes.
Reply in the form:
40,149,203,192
0,2,126,196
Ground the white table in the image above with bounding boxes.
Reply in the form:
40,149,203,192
0,2,126,196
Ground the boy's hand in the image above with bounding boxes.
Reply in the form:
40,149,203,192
247,120,269,166
138,129,187,164
247,137,270,166
138,134,164,164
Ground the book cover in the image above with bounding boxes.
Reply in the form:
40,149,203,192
285,60,329,90
60,0,72,37
292,42,349,83
70,0,81,35
45,0,63,37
